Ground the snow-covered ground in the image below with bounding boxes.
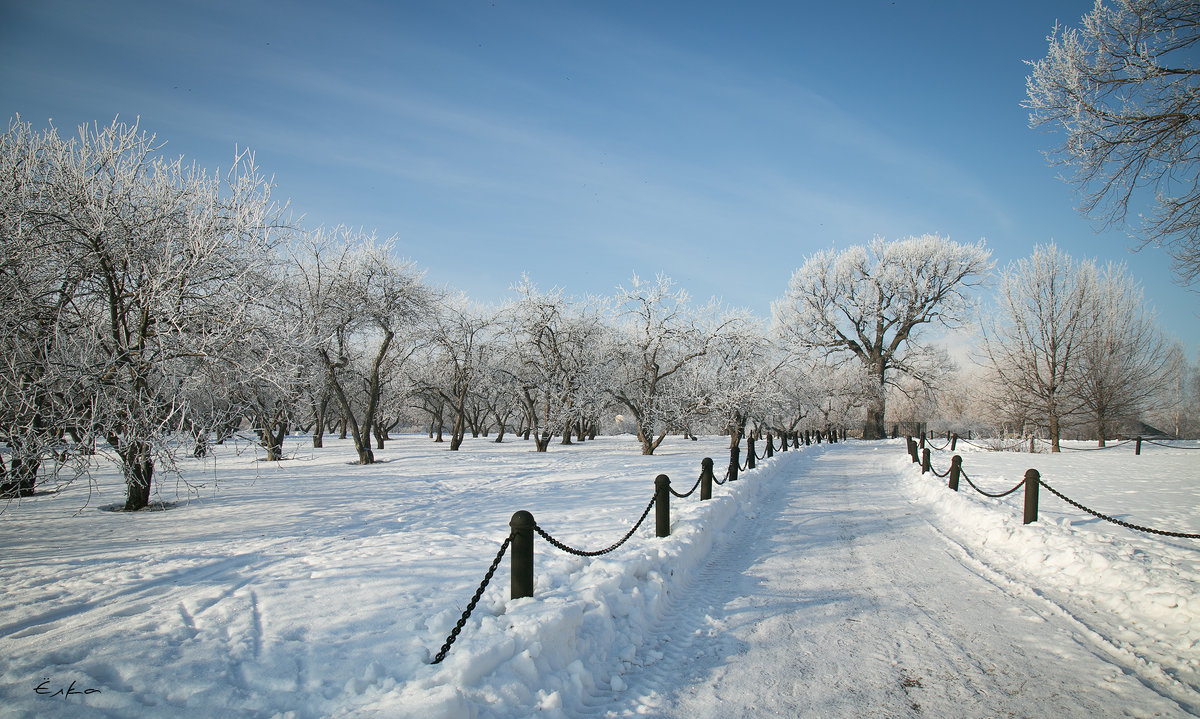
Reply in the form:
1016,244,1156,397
0,435,1196,717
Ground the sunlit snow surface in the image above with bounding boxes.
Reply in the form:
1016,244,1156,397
0,435,1196,718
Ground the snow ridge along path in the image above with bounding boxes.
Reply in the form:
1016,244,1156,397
573,443,1195,719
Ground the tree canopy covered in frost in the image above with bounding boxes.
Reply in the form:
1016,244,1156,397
1026,0,1200,285
772,234,993,440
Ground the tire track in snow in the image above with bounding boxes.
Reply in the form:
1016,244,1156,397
573,445,1193,718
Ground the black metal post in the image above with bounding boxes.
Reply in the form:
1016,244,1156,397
907,437,919,464
950,433,958,451
765,433,774,458
921,447,931,474
1136,436,1142,456
655,474,671,537
746,434,756,469
948,455,961,491
728,444,740,482
919,434,926,451
510,510,535,599
1023,469,1040,525
700,457,713,501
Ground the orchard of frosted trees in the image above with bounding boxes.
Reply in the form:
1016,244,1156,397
2,117,1197,510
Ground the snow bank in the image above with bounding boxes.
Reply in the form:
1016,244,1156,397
341,450,802,718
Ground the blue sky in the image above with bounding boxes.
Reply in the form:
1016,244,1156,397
3,0,1197,355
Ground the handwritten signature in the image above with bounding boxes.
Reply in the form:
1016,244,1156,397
34,678,101,698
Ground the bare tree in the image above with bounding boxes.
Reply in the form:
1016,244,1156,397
978,243,1097,451
1026,0,1200,284
773,234,993,440
1077,261,1178,444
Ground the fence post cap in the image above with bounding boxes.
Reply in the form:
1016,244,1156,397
701,457,713,469
1024,468,1040,481
510,510,535,529
655,473,671,488
951,454,962,465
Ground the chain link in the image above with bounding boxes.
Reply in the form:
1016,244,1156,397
1144,440,1200,450
534,494,657,557
958,438,1028,452
1037,479,1200,539
1058,439,1134,451
959,468,1026,499
669,475,703,498
431,535,512,664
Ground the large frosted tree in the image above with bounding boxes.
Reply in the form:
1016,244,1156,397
773,234,992,440
0,117,286,509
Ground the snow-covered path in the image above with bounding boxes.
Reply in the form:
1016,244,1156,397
579,445,1192,718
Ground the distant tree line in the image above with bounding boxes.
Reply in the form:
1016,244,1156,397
2,117,1197,510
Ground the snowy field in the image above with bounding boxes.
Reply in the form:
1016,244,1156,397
0,434,1197,718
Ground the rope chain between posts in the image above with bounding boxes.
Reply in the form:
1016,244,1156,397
431,535,512,665
959,468,1026,499
958,438,1027,452
1037,479,1200,539
714,467,729,485
1058,439,1134,451
669,475,703,498
930,464,951,478
927,439,951,451
534,494,657,557
1144,440,1200,450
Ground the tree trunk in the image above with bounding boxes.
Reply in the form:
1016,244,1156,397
312,396,328,448
862,399,886,440
535,431,552,452
1048,411,1062,452
120,441,154,511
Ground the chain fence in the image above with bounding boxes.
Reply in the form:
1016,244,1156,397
534,494,658,557
1036,479,1200,539
427,435,819,664
1145,439,1200,450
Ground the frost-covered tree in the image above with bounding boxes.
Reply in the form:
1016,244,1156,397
288,228,429,465
428,296,495,451
773,235,992,440
502,278,610,452
1026,0,1200,284
681,308,773,450
978,243,1097,451
0,116,286,509
608,274,718,455
1077,261,1178,444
